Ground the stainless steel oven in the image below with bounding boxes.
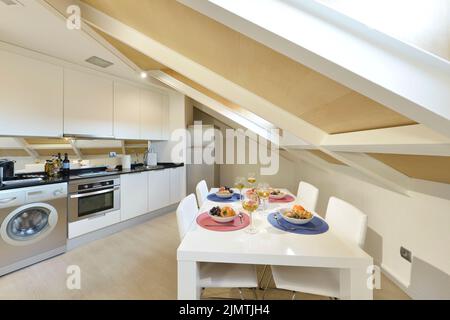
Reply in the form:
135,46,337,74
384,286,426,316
68,176,120,222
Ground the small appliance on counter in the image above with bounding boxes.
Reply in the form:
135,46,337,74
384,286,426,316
144,148,157,167
0,160,14,179
122,155,132,170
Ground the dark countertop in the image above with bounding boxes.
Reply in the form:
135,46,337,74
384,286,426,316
0,163,184,191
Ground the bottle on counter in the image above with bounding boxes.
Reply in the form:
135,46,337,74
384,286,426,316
57,153,62,171
62,153,70,177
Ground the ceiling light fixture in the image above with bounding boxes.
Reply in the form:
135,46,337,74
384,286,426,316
140,71,148,79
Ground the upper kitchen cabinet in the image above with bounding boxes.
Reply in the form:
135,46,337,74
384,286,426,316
140,89,169,141
113,82,141,139
64,69,114,138
0,50,63,137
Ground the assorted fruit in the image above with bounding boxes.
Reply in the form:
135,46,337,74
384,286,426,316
217,186,233,195
282,204,313,220
209,206,236,217
270,189,282,196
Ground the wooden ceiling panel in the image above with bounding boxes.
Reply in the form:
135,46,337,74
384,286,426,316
369,153,450,184
92,27,166,70
83,0,415,134
309,150,347,166
304,93,416,134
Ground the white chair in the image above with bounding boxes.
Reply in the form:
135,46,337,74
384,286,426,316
195,180,209,208
176,194,258,299
259,180,320,288
267,197,368,299
296,181,319,212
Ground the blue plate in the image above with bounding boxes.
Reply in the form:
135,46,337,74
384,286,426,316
267,212,329,235
207,193,242,203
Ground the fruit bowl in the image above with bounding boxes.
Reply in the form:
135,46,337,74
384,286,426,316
215,187,234,199
208,206,237,223
269,190,286,200
279,207,314,225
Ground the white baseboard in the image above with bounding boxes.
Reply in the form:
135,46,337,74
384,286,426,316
381,263,413,299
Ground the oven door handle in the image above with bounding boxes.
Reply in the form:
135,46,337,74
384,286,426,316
70,187,120,199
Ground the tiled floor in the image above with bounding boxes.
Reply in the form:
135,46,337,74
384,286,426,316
0,212,410,300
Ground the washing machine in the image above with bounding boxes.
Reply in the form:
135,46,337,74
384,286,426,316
0,183,67,276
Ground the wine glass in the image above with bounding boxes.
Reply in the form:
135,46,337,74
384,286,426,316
234,177,245,202
247,172,257,189
257,183,270,211
242,193,260,234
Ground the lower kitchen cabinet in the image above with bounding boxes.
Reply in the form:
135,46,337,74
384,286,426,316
121,172,149,221
68,210,121,239
148,170,171,212
169,167,185,204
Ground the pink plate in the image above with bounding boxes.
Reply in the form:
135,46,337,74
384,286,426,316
196,212,250,232
269,194,295,203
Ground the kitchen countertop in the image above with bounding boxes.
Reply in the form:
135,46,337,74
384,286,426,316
0,163,184,191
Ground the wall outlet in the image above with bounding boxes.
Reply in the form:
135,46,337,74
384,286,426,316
400,246,412,263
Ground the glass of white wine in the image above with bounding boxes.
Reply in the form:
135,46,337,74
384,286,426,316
247,172,257,189
234,177,245,203
257,183,270,211
242,193,260,234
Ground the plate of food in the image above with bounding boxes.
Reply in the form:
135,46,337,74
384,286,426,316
279,205,314,225
215,187,234,199
269,189,286,200
208,205,237,223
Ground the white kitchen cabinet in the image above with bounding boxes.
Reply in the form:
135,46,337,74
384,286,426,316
64,69,114,137
121,172,149,221
114,81,141,139
148,169,171,212
169,167,185,204
68,210,121,239
0,50,63,137
140,89,169,141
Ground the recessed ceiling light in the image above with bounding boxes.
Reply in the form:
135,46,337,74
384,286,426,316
140,71,148,79
85,56,114,68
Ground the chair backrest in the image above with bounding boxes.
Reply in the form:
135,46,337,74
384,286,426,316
325,197,368,248
176,194,199,240
297,181,319,212
195,180,209,208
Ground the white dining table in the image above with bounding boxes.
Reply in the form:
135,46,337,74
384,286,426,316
177,188,373,300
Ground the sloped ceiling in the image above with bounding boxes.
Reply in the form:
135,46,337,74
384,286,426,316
80,0,415,134
369,154,450,184
92,27,165,70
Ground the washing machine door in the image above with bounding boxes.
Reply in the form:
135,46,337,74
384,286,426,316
0,203,58,246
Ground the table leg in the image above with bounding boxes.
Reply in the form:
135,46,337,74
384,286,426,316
178,260,201,300
339,266,373,300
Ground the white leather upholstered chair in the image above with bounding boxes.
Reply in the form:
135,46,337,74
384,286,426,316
268,197,368,299
195,180,209,208
176,194,258,299
296,181,319,212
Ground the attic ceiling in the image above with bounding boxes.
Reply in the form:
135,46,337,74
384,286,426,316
369,153,450,185
79,0,416,134
91,26,166,71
